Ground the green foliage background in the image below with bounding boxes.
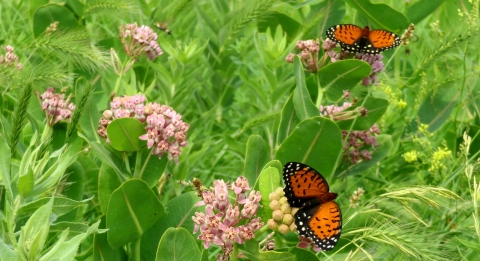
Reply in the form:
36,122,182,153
1,0,480,260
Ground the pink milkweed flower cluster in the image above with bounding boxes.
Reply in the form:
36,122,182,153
39,88,76,126
319,102,378,164
342,124,380,164
1,45,22,69
323,38,350,63
119,23,163,61
286,39,320,73
97,94,189,163
192,177,264,261
356,53,384,86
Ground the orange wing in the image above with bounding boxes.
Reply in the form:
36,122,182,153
326,24,363,45
283,162,330,207
295,201,342,251
368,29,401,49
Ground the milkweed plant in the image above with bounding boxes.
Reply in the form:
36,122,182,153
0,1,479,261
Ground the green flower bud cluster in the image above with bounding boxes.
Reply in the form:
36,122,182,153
266,187,298,235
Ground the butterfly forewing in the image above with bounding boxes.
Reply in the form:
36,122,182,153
283,162,330,207
295,201,342,251
368,29,401,50
326,24,363,45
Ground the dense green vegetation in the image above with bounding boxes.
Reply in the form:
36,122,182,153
1,0,479,260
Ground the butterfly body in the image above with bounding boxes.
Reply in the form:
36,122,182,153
326,24,401,54
283,162,341,251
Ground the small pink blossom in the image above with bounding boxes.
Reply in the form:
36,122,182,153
232,176,250,195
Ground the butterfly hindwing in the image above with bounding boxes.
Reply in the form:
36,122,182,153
368,29,401,51
283,162,330,208
294,201,342,251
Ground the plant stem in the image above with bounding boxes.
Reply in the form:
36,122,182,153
230,243,238,261
332,88,373,176
315,73,323,107
133,237,141,261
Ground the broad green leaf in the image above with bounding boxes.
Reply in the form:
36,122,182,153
78,132,125,178
140,192,201,261
18,167,34,196
52,122,68,151
0,237,17,261
136,149,168,188
418,84,459,132
344,0,409,32
293,57,318,120
106,179,164,248
94,216,128,261
107,118,147,152
33,4,79,38
320,60,371,101
155,227,201,261
238,239,295,261
310,0,346,34
56,161,85,222
337,134,393,177
406,0,445,24
244,135,269,186
261,160,283,176
258,12,301,38
277,93,300,146
0,135,12,199
19,198,53,260
276,117,343,177
289,247,320,261
78,97,103,142
257,167,280,221
337,97,389,130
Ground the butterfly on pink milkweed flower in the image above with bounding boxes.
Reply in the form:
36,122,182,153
326,24,401,54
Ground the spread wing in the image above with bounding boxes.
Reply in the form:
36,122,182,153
294,201,342,251
283,162,330,207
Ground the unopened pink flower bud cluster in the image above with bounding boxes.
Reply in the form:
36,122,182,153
192,177,264,261
119,23,163,60
342,124,380,164
286,39,320,73
1,45,22,69
97,94,189,163
40,88,76,125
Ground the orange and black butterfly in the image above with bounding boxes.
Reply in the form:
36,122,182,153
283,162,341,251
326,24,401,54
